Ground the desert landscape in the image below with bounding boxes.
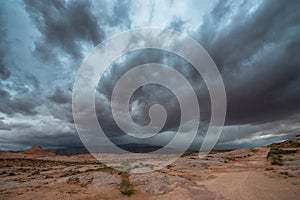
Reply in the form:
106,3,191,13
0,136,299,200
1,1,300,200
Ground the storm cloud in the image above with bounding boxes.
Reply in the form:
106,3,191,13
0,0,299,150
196,0,300,125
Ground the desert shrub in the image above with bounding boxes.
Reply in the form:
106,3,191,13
67,177,80,184
66,189,78,194
18,168,28,173
226,157,235,161
265,167,274,171
250,148,258,152
268,148,297,158
60,170,81,177
85,168,104,172
120,172,134,196
60,173,69,177
45,175,53,179
270,155,283,166
80,178,93,188
8,172,16,176
267,147,297,166
31,170,40,175
290,141,300,148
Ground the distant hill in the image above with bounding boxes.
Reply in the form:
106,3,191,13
24,145,55,156
268,135,300,148
46,147,89,156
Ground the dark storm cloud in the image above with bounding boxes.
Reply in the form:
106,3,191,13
0,87,39,116
0,120,81,150
96,49,207,135
0,58,11,80
24,0,105,62
195,0,300,125
95,0,300,142
1,0,299,150
0,21,11,80
14,131,82,149
48,87,71,104
47,86,73,122
24,0,132,64
0,118,32,131
0,119,11,130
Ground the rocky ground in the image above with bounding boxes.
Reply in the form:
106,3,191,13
0,136,300,200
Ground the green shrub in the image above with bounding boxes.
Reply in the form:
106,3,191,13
8,172,16,176
265,167,274,171
280,171,289,175
290,141,300,148
67,177,80,184
250,148,258,152
120,172,134,196
267,147,297,166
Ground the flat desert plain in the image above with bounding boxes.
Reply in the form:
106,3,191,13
0,136,300,200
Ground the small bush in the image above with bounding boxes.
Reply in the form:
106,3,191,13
120,172,134,196
31,170,40,176
250,148,258,153
267,148,297,166
271,156,283,166
60,171,80,177
8,172,16,176
45,175,53,179
268,148,297,158
290,141,300,148
67,177,80,184
280,171,289,175
265,167,274,171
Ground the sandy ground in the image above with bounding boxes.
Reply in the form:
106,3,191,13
0,137,299,200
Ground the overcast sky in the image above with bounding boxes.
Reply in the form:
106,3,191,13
0,0,300,150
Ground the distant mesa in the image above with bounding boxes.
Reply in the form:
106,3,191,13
24,146,46,154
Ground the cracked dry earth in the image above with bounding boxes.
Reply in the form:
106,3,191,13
0,137,300,200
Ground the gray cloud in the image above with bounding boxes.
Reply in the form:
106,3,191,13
24,0,105,62
167,17,186,32
0,58,11,80
195,0,300,125
0,119,11,130
0,87,39,116
48,87,71,104
0,17,11,80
